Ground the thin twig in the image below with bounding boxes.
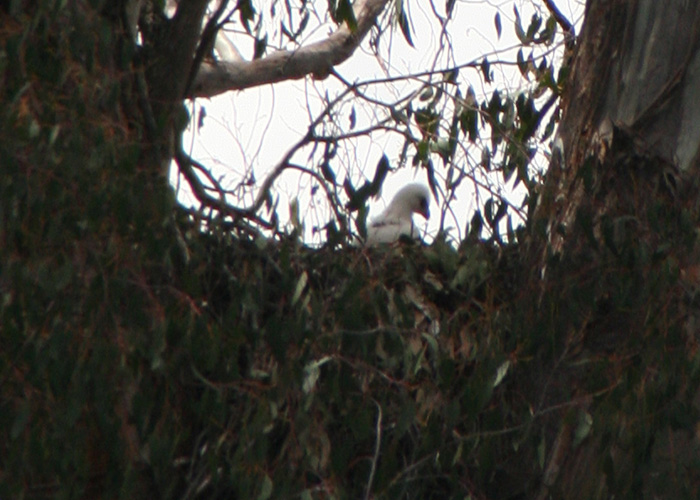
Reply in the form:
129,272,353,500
364,399,383,500
175,146,275,231
248,85,355,214
284,162,348,232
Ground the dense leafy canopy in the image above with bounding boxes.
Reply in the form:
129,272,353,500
2,1,700,499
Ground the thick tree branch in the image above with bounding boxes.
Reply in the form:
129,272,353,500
183,0,232,98
189,0,390,98
147,0,209,109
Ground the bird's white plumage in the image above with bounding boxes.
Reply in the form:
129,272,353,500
366,183,430,245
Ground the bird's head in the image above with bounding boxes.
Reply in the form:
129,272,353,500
389,183,431,220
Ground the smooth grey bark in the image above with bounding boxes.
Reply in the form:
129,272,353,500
536,0,700,261
606,1,700,171
189,0,390,98
560,0,700,173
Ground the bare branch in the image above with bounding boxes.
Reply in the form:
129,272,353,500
248,86,355,214
175,147,276,232
364,400,382,500
183,0,233,98
542,0,575,35
189,0,391,98
284,162,348,233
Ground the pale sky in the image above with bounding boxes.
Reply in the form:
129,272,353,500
173,0,585,245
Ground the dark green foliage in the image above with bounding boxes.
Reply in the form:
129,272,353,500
527,127,700,499
3,3,700,500
329,0,357,31
168,229,520,499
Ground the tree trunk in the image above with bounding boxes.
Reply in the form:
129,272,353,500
539,0,700,256
528,1,700,497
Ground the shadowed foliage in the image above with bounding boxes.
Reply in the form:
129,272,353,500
3,2,700,500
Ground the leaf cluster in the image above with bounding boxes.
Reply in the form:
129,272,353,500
3,3,700,500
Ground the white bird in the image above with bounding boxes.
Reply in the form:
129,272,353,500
366,183,430,245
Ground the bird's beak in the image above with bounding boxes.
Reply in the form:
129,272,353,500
417,206,430,219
